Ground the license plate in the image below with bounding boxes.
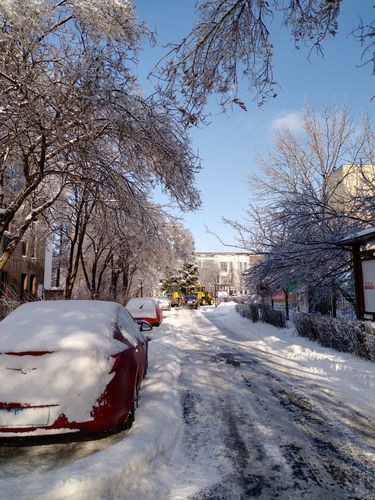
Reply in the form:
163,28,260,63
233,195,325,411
0,407,51,427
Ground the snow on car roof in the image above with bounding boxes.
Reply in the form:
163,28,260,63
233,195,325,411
0,300,126,354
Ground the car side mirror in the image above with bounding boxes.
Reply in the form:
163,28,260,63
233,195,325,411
139,320,153,332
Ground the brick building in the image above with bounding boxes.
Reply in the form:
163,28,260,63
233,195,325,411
0,223,46,301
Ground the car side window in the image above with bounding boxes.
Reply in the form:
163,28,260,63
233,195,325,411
117,307,144,345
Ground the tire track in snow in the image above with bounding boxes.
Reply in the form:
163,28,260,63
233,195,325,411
184,311,375,499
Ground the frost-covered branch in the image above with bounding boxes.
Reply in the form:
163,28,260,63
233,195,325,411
152,0,343,123
0,0,201,269
226,103,375,306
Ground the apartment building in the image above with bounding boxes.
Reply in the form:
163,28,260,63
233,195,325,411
0,223,46,301
195,252,260,295
328,163,375,208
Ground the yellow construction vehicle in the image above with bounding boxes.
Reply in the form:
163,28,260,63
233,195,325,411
202,290,215,305
170,290,183,307
191,285,214,306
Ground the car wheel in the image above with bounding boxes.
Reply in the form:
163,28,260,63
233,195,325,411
134,382,139,409
111,400,134,434
134,368,140,408
114,378,138,433
124,397,135,430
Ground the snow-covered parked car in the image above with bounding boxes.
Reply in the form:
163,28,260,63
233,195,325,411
155,296,171,311
0,300,150,440
126,297,163,326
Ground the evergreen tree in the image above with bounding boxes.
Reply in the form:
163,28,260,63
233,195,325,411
162,261,200,295
179,262,200,295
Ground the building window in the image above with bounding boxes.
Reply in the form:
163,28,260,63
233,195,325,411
3,234,12,251
0,271,7,296
220,262,228,272
30,275,37,296
30,236,36,258
21,240,27,256
20,273,27,300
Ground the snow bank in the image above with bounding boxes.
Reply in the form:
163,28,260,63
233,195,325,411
204,302,375,419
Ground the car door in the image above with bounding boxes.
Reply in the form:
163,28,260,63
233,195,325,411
117,306,148,381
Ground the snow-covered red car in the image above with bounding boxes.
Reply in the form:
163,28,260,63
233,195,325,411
126,297,163,326
0,300,150,440
155,296,171,311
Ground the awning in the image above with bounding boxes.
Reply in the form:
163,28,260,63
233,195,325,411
336,227,375,247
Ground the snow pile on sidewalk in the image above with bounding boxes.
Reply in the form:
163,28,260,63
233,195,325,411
205,301,375,419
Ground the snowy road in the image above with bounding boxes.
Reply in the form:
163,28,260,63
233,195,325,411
1,303,375,499
183,311,375,498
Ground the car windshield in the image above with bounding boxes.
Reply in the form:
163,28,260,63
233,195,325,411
126,299,157,317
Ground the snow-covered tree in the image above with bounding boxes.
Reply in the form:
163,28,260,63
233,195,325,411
153,1,375,124
47,176,197,300
162,259,200,295
198,261,220,291
119,216,195,299
225,103,375,309
178,261,200,295
164,223,195,266
0,0,201,271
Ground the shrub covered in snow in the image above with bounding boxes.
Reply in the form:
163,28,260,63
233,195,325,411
261,305,286,328
236,303,285,327
236,303,247,317
293,313,375,360
249,304,259,323
235,303,258,322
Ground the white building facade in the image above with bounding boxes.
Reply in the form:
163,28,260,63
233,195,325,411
195,252,260,296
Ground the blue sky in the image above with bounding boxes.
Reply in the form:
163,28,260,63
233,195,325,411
133,0,375,252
